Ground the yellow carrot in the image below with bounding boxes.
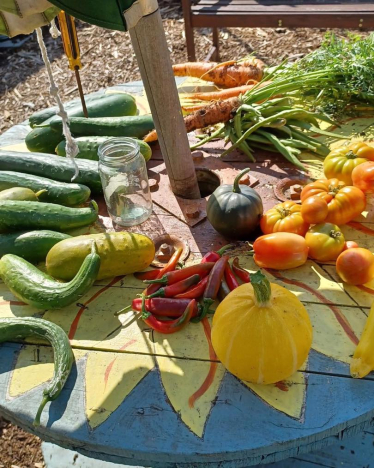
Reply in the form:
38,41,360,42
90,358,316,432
350,301,374,378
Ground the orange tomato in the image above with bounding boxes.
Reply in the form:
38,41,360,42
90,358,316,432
300,178,366,225
260,201,310,236
336,248,374,285
343,241,359,251
324,142,374,185
305,223,345,262
253,232,308,270
352,161,374,193
301,196,329,224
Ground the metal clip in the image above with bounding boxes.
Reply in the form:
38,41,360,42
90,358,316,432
278,19,283,27
359,18,364,28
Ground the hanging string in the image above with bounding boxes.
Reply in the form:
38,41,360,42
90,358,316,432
35,27,79,180
49,19,61,39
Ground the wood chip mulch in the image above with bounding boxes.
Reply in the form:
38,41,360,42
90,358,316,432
0,2,366,466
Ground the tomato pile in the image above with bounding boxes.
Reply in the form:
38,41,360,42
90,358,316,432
254,141,374,286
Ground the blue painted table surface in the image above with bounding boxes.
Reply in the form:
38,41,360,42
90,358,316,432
1,81,374,468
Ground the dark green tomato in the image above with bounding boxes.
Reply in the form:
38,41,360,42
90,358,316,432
207,169,263,240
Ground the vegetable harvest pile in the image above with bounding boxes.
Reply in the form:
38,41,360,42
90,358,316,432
1,32,374,430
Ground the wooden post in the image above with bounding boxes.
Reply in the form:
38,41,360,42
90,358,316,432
129,10,201,199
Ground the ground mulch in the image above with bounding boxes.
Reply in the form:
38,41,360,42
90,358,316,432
0,2,366,467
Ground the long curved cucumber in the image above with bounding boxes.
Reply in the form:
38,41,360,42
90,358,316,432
0,317,74,426
0,230,71,262
0,242,100,309
0,171,90,206
0,200,98,233
0,151,102,194
56,136,152,162
50,115,155,139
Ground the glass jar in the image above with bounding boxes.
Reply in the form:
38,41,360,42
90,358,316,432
98,138,152,227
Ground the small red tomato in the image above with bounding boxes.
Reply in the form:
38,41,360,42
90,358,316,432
336,248,374,285
253,232,308,270
301,196,329,225
343,241,359,251
352,161,374,193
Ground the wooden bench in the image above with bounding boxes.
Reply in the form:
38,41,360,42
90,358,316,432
181,1,374,61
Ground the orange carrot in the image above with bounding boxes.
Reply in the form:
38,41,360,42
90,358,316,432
144,97,240,143
184,81,272,101
172,59,265,87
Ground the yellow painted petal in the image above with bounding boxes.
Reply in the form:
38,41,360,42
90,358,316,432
307,304,367,364
156,356,225,438
9,346,86,398
85,350,154,429
0,281,42,319
244,370,306,420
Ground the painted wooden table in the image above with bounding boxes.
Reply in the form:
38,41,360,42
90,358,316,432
1,81,374,467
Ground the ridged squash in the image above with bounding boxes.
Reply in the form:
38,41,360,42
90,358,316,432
46,232,155,280
211,271,313,384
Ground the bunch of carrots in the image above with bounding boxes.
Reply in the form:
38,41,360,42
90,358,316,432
144,59,346,170
121,245,250,334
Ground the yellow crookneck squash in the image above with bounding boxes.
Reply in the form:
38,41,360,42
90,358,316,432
351,301,374,379
211,271,313,384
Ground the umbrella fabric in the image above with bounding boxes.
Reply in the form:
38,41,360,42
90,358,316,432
0,0,59,36
48,0,158,31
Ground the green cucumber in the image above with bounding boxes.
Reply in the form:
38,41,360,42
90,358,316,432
25,126,63,153
29,90,103,127
0,230,71,262
0,317,74,426
0,187,45,202
50,115,155,139
0,171,90,206
35,92,137,129
56,136,152,162
0,242,100,310
0,150,102,194
0,200,98,233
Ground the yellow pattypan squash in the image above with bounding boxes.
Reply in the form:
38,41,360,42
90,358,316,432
211,271,313,384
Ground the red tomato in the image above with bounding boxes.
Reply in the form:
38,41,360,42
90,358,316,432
260,201,310,236
301,196,329,225
305,223,345,262
336,248,374,285
352,161,374,193
253,232,309,270
343,241,359,251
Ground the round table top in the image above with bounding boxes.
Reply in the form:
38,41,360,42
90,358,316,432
1,81,374,467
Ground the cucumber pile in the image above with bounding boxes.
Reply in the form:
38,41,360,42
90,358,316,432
0,91,157,427
25,91,155,161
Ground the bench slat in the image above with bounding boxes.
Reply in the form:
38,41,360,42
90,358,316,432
192,4,374,14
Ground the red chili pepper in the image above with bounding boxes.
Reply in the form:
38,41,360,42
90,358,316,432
174,275,209,299
193,255,229,322
224,264,239,291
145,262,214,286
141,296,195,334
134,269,160,281
201,244,234,263
147,274,200,298
232,257,250,283
144,247,183,296
218,277,231,301
132,297,198,317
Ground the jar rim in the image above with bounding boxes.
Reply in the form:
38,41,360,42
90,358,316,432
98,137,140,165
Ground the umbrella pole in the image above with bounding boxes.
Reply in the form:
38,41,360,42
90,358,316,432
129,10,201,199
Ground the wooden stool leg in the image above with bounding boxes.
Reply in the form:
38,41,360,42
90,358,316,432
182,0,196,61
212,27,219,61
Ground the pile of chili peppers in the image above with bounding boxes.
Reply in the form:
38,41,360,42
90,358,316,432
130,244,251,334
